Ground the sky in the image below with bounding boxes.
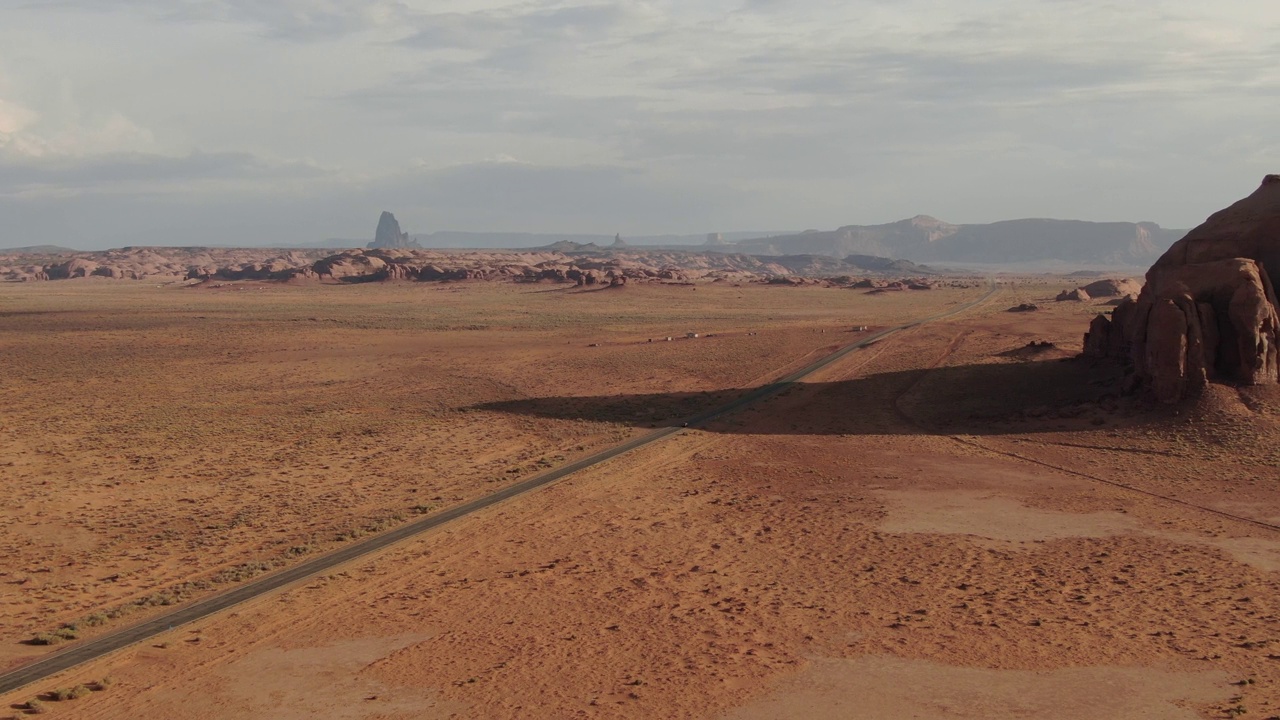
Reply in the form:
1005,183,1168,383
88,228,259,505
0,0,1277,249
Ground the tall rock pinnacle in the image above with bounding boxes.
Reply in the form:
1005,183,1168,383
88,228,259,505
368,211,419,249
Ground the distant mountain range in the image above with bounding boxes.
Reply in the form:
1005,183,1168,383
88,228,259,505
0,245,79,255
314,231,788,251
734,216,1186,265
8,216,1184,267
307,216,1184,266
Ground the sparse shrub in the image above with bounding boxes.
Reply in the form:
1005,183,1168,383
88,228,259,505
28,625,80,645
83,612,109,627
95,675,116,690
210,561,274,584
24,698,47,714
140,593,178,607
69,685,91,700
52,686,75,700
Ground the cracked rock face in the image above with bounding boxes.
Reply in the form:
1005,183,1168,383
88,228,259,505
1084,175,1280,402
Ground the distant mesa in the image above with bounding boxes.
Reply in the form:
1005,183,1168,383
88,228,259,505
842,254,930,274
540,240,602,253
736,216,1184,265
610,233,629,249
704,232,727,247
1084,175,1280,403
368,211,421,250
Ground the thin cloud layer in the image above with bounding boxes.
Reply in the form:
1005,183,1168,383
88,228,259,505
1,1,1277,248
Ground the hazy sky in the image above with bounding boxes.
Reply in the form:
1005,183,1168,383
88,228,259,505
1,1,1277,248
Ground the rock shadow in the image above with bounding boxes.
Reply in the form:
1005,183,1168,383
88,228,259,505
471,357,1136,436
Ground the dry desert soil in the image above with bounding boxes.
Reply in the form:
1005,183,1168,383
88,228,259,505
1,278,1279,719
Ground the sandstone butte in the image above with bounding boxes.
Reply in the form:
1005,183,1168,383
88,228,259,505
1085,175,1280,402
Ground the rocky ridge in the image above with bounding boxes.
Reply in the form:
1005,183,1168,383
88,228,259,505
0,246,942,287
1084,176,1280,402
0,247,333,283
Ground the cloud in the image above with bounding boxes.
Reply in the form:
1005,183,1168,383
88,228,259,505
0,97,37,136
29,0,410,40
2,0,1279,244
0,158,742,248
382,160,735,229
0,151,329,196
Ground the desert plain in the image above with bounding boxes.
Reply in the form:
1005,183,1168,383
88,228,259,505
1,276,1279,719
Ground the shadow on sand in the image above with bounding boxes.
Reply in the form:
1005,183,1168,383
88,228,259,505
471,357,1135,437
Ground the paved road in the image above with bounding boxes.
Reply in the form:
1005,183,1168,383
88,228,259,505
0,282,998,696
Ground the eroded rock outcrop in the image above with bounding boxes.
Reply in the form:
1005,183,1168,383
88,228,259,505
1081,277,1142,298
1084,175,1280,402
368,211,420,250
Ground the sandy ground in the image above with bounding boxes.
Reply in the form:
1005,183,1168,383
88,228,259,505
3,277,1279,719
0,280,975,659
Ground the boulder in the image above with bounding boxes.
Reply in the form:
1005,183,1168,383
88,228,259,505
313,249,389,280
1083,175,1280,402
569,268,604,286
1081,277,1142,298
45,258,99,279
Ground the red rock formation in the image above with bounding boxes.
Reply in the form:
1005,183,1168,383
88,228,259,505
1084,176,1280,402
1056,288,1091,302
1081,277,1142,298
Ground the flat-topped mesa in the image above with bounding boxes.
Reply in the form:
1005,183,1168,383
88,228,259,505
1084,176,1280,402
368,211,420,249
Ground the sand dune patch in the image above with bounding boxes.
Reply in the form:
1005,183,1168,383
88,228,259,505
726,655,1229,719
876,490,1138,544
212,634,455,719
